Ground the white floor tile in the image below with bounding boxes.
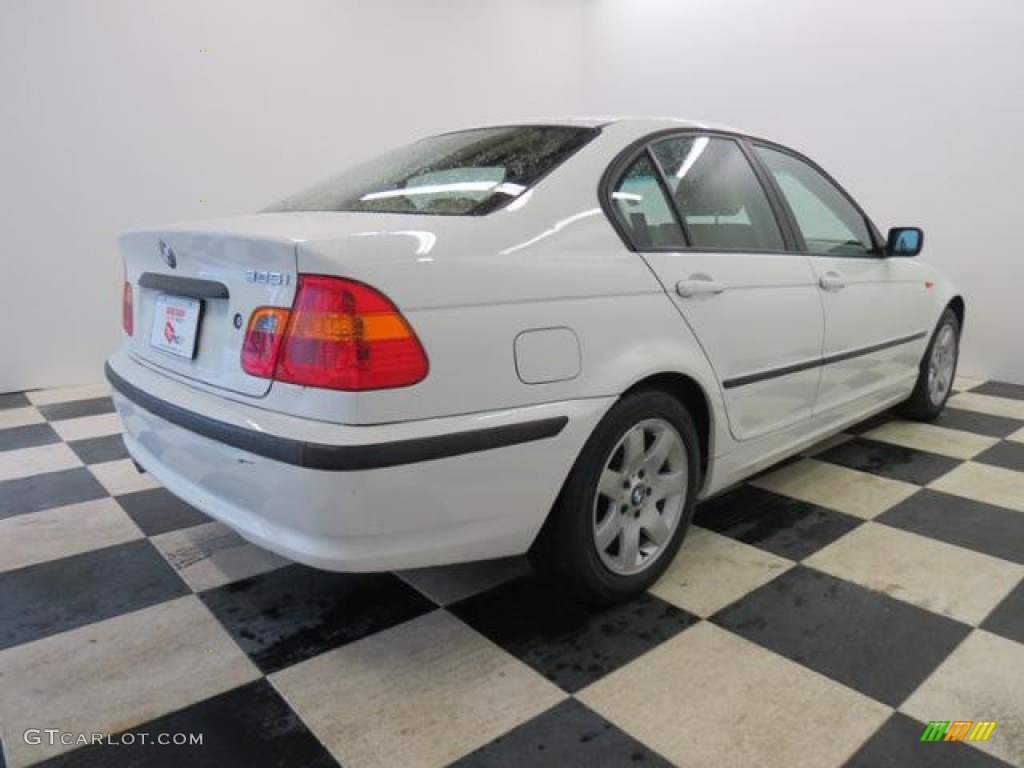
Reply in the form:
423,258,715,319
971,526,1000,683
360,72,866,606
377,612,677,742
50,413,123,442
151,521,288,592
0,498,143,573
948,392,1024,421
88,458,160,496
579,622,891,768
751,458,918,519
271,610,566,768
0,596,260,766
0,442,82,483
901,630,1024,766
651,527,793,618
27,383,110,406
929,462,1024,514
805,523,1022,625
863,421,998,461
0,407,44,430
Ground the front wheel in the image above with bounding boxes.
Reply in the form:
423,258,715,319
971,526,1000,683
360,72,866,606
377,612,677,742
898,307,960,421
530,390,700,604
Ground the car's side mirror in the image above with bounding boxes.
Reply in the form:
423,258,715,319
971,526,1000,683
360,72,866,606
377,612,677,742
887,227,924,257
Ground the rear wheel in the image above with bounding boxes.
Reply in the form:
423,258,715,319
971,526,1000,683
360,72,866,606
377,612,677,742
530,390,700,604
898,307,960,421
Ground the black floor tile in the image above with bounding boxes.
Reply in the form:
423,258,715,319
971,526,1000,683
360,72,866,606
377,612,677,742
200,566,435,674
844,712,1013,768
33,679,340,768
972,381,1024,402
974,441,1024,472
0,423,60,453
0,392,30,410
36,396,115,422
0,467,108,520
981,580,1024,645
450,698,673,768
68,434,130,465
0,540,189,651
115,488,209,536
815,437,961,485
711,566,970,707
877,489,1024,565
933,408,1023,439
695,484,862,561
449,576,698,693
845,410,897,435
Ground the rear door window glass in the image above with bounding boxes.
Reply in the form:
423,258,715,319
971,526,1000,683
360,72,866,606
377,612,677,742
651,136,785,251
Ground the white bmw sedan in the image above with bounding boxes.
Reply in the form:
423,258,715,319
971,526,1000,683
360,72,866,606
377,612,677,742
108,119,963,602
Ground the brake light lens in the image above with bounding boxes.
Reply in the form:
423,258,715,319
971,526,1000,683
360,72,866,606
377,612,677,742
241,275,428,390
122,281,133,336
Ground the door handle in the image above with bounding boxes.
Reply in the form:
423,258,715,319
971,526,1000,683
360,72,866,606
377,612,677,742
819,272,847,292
676,276,727,298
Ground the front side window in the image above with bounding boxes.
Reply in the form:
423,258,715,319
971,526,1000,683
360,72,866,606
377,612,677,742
651,136,785,251
610,153,687,249
265,125,599,216
755,145,874,255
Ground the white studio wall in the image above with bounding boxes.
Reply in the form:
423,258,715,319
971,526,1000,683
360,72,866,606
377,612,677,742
4,0,1022,392
581,0,1024,384
0,0,584,393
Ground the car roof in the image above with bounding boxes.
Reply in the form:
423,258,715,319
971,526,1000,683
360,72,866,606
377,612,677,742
467,117,767,143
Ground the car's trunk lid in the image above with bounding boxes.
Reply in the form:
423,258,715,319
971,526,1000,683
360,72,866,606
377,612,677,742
120,217,303,397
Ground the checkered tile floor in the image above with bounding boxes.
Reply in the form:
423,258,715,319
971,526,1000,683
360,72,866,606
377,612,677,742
1,378,1022,768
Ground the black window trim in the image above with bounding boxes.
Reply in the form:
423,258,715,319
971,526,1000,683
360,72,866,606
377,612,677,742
600,128,803,255
734,138,803,250
600,128,888,259
645,147,693,246
745,138,886,259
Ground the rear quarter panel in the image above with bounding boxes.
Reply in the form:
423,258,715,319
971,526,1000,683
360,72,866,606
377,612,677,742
287,211,725,431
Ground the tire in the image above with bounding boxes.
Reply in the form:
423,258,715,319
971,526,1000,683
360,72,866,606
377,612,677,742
898,307,960,421
530,390,700,604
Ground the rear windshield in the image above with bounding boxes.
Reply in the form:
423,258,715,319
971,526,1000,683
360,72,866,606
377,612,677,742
264,125,599,216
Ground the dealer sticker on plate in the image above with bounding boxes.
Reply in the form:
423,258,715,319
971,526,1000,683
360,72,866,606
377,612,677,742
150,294,201,359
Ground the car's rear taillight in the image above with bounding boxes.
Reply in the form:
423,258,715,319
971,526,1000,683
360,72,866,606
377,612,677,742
241,275,428,391
241,308,290,378
122,281,133,336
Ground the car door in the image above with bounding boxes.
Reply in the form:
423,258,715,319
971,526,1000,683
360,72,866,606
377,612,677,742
751,144,931,417
607,133,824,441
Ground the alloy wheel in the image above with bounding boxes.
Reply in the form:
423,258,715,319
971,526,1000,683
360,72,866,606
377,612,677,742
927,322,957,406
592,418,688,576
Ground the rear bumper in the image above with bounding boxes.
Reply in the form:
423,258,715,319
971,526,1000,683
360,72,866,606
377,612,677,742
106,351,611,571
106,362,568,471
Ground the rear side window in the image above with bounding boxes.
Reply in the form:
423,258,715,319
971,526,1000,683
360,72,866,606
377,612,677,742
610,153,687,249
265,125,599,216
651,136,785,251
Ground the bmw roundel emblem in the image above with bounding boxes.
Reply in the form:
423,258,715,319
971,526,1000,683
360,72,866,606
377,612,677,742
158,239,177,269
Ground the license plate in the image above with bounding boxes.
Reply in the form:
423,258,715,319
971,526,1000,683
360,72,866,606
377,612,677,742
150,294,202,359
